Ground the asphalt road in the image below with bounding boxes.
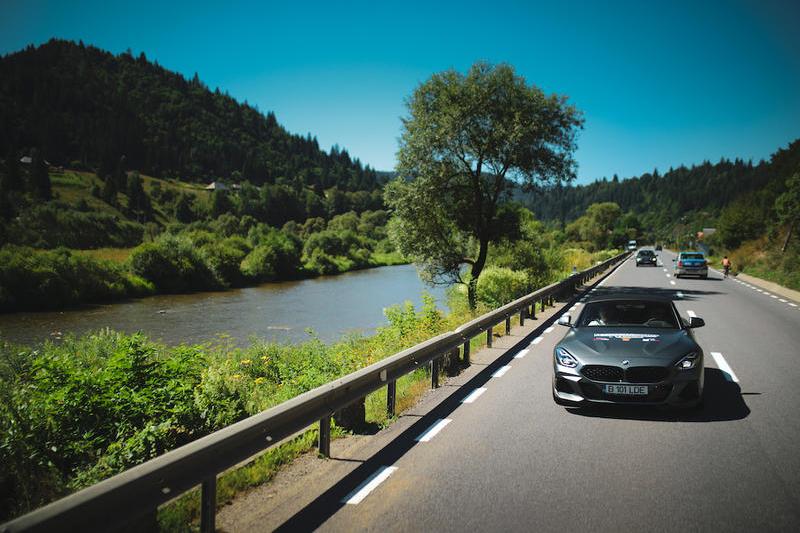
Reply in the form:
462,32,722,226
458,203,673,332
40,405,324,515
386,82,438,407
263,251,800,532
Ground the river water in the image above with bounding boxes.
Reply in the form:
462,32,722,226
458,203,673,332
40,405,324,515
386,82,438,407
0,264,449,347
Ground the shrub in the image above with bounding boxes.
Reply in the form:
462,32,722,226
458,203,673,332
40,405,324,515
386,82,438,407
475,267,529,308
129,235,216,292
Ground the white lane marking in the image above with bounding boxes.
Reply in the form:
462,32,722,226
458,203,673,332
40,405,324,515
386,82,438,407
676,292,684,299
461,388,487,403
666,274,672,278
670,280,676,285
779,298,787,303
492,365,512,378
789,303,798,307
342,466,398,504
515,349,530,359
662,269,667,273
710,352,739,383
687,310,697,318
770,295,778,299
415,419,452,442
532,336,544,345
545,326,555,333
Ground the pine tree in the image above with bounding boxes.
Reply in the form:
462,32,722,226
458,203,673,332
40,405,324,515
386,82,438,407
102,173,118,205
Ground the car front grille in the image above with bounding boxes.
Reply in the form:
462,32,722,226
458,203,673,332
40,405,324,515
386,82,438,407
581,365,624,382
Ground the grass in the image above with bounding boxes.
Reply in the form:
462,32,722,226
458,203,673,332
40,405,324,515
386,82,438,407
77,247,135,263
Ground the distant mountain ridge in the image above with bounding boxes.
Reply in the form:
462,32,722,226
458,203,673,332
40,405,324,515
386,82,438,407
0,39,379,191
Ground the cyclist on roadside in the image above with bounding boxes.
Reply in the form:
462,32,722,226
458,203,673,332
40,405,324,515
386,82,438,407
722,256,731,278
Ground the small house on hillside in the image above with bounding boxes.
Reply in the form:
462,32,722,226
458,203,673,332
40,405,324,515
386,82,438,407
205,181,228,191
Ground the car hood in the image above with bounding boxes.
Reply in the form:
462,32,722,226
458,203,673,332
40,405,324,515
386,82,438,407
557,327,698,366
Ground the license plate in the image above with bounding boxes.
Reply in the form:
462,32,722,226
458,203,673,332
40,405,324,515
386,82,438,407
603,384,648,395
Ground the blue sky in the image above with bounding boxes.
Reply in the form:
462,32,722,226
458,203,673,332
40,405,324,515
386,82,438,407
1,0,799,183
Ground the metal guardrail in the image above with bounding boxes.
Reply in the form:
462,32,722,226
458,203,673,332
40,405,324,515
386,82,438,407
1,251,629,533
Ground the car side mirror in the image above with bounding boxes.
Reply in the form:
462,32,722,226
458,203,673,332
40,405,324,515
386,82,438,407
688,316,705,328
557,314,571,326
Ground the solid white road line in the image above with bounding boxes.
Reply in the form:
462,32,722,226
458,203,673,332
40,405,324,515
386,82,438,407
461,388,487,403
415,419,452,442
687,310,697,318
710,352,739,383
515,349,530,359
532,337,544,345
492,365,512,378
544,326,555,333
342,466,398,504
670,280,676,285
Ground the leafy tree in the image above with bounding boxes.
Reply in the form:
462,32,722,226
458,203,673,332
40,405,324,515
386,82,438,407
101,174,118,206
174,193,195,223
776,172,800,252
386,62,582,308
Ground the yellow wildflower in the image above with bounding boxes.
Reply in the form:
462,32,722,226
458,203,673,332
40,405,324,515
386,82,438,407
240,359,251,366
254,377,265,384
232,374,242,380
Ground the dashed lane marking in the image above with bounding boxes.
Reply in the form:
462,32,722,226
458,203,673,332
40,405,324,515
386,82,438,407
670,281,676,285
779,299,787,303
461,388,487,403
532,337,544,345
342,466,398,504
789,303,798,308
415,419,452,442
515,349,530,359
545,326,555,333
492,365,512,378
666,274,672,278
710,352,739,383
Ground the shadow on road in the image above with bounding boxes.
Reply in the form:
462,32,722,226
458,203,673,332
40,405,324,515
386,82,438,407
565,368,750,422
588,285,722,301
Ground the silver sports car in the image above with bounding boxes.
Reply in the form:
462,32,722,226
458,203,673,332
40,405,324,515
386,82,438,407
552,296,705,408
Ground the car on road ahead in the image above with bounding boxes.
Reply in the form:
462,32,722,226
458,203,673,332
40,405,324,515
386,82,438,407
673,251,708,278
552,296,705,408
635,249,657,267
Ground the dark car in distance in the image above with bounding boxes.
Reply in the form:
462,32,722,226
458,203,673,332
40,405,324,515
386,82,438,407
635,249,657,267
552,296,705,408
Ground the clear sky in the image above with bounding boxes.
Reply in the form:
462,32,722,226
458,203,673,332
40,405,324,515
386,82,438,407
1,0,799,183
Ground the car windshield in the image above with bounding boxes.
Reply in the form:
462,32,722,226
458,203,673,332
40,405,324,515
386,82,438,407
637,250,654,257
577,300,679,329
681,253,704,260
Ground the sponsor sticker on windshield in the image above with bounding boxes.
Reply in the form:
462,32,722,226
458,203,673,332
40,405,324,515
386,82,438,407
594,333,660,343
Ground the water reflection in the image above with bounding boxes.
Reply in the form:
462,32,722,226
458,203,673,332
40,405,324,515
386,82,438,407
0,264,448,347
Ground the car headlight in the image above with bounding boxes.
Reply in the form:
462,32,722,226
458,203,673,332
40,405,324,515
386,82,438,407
675,351,699,369
555,347,578,368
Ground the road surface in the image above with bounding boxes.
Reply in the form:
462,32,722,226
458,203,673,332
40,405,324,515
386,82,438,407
227,250,800,532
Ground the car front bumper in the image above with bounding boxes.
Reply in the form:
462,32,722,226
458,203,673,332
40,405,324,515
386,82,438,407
553,364,704,407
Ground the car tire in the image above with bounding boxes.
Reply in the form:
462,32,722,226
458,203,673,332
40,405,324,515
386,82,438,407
701,275,707,279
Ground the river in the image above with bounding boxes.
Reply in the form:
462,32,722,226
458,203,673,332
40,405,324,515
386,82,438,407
0,264,449,347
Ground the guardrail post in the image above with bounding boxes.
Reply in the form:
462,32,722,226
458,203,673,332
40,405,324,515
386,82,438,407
431,357,440,388
387,381,396,417
505,316,511,335
463,340,470,365
530,303,535,319
540,299,545,313
318,416,331,457
201,476,216,533
486,327,493,348
520,307,525,326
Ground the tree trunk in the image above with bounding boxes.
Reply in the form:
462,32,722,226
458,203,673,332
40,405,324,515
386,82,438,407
782,222,795,253
468,237,490,310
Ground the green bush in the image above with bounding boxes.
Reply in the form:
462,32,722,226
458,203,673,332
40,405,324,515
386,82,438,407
201,242,248,287
0,246,153,311
129,235,217,292
475,266,529,308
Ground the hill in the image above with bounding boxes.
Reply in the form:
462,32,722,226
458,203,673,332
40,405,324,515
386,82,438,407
0,39,379,190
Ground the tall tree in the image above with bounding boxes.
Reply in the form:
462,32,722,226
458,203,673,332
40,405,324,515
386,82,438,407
776,172,800,252
385,62,583,308
30,149,52,200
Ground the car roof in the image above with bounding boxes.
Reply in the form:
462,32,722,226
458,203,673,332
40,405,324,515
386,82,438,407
678,251,704,254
